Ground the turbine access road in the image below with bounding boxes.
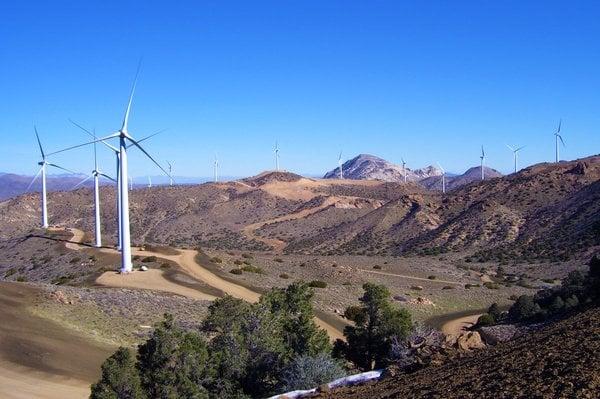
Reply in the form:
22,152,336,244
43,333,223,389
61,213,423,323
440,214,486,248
66,228,345,341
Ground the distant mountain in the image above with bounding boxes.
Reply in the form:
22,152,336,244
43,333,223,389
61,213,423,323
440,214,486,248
0,173,93,201
323,154,442,182
420,166,503,191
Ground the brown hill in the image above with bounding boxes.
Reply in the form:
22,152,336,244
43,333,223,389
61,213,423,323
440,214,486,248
317,306,600,399
1,157,599,262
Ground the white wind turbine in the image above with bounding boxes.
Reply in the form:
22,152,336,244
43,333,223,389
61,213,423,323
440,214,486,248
69,116,165,252
213,153,219,183
274,141,280,171
401,158,407,183
147,176,152,188
338,151,343,179
554,120,565,163
437,162,446,194
506,144,525,173
49,64,171,273
167,162,173,186
480,146,486,180
27,127,77,229
72,131,116,248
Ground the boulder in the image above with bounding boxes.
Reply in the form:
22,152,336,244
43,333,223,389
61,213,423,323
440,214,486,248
478,324,519,345
456,331,485,351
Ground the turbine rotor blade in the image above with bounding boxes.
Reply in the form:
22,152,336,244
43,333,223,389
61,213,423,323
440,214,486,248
26,167,43,191
121,60,142,132
98,172,117,183
516,145,526,152
127,136,172,178
46,133,120,156
34,126,45,158
69,119,120,152
127,128,167,148
46,163,78,175
73,174,93,189
506,144,515,152
558,135,565,146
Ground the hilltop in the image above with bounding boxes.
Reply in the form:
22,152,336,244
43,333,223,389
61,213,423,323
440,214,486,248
1,156,599,263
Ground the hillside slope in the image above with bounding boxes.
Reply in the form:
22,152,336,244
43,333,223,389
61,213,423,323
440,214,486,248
318,306,600,398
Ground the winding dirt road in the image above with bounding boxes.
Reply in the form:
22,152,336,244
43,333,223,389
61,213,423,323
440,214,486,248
65,228,344,341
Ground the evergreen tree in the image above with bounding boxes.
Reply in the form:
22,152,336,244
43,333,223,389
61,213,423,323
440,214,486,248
90,347,145,399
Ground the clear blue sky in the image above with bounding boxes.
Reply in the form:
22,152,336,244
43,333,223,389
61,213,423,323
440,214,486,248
1,1,599,178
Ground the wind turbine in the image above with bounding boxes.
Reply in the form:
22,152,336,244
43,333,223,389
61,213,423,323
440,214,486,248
213,153,219,183
27,127,76,228
72,131,116,247
50,63,171,273
167,162,173,186
554,120,565,163
437,163,446,194
338,151,343,179
274,141,280,171
506,144,525,173
68,119,165,251
401,158,407,183
480,146,486,180
147,176,152,188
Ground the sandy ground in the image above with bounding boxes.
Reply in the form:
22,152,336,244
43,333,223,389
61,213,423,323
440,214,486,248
362,268,461,285
60,228,345,341
441,314,482,337
0,282,114,399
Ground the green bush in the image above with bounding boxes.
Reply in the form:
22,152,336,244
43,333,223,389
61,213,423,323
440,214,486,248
229,268,243,275
427,275,437,280
308,280,327,289
233,259,243,265
476,313,495,326
241,265,263,274
373,265,382,270
90,347,145,399
483,282,500,289
210,257,223,264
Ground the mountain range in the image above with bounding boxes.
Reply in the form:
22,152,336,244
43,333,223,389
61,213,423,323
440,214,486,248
1,155,599,263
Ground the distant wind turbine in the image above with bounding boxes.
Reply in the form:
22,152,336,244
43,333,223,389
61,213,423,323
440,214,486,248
554,120,565,163
274,141,280,171
401,158,407,183
27,127,77,228
338,151,343,179
147,176,152,188
50,62,171,273
506,144,525,174
480,146,486,180
214,153,219,183
72,130,116,247
167,161,173,186
437,162,446,194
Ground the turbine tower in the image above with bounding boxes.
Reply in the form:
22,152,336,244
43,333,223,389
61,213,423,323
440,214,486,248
506,144,525,174
437,163,446,194
69,120,165,251
147,176,152,188
214,153,219,183
27,127,75,228
73,131,116,248
167,162,173,186
50,63,171,273
338,151,343,179
401,158,407,183
554,120,565,163
274,141,280,171
480,146,486,180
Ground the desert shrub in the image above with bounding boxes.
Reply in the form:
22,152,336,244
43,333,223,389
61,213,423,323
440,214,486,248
15,275,28,282
90,347,145,399
508,295,542,321
243,260,252,265
279,354,345,392
229,268,243,275
233,259,243,265
241,265,263,274
442,285,454,290
427,275,437,280
410,285,423,291
308,280,327,289
465,283,480,289
476,313,495,326
4,268,16,278
342,281,352,286
274,258,284,263
241,253,253,259
160,262,171,269
279,273,290,279
483,282,500,289
69,257,81,264
373,265,382,270
141,256,157,263
210,257,223,264
334,283,413,371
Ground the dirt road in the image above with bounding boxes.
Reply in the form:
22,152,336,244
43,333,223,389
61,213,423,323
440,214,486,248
64,228,345,341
